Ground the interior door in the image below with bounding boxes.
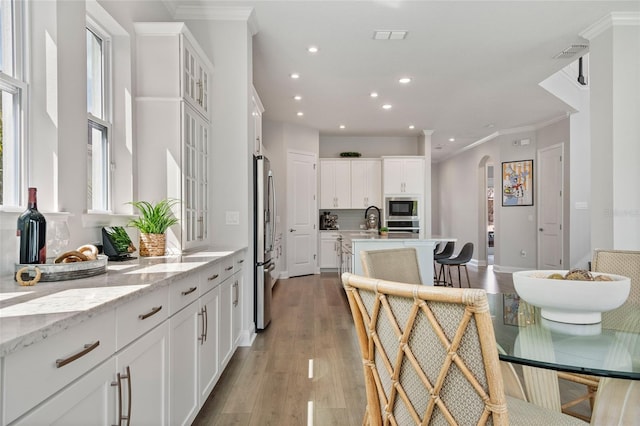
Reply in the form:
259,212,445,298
287,151,317,277
538,144,564,269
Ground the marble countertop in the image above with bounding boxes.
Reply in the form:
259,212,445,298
0,244,246,357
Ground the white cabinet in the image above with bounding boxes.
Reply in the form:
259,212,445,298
320,160,351,208
135,22,213,252
13,358,116,426
182,36,210,118
198,286,220,404
252,86,265,155
320,232,340,268
383,157,425,195
169,301,200,426
351,159,382,208
116,322,170,426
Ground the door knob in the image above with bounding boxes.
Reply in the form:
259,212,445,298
539,228,543,231
289,228,296,232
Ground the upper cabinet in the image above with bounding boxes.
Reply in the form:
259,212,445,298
382,157,425,195
320,160,351,209
351,159,382,208
252,86,265,155
135,22,214,251
320,159,382,209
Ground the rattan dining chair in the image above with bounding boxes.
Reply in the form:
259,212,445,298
341,272,587,425
558,249,640,421
360,247,423,285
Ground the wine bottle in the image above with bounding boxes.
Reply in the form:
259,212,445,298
17,187,47,264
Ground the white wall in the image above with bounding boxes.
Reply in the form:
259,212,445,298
0,0,173,277
319,135,419,158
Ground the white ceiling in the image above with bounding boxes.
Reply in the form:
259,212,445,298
172,1,640,161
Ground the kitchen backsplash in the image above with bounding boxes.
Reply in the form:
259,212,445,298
320,208,384,231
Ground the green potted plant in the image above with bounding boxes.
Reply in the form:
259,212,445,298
128,199,179,256
379,226,389,238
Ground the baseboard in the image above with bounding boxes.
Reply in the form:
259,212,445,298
280,270,289,279
239,328,255,347
492,264,530,274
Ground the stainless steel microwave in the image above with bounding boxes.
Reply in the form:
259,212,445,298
386,197,419,220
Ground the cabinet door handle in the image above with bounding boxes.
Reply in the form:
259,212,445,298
181,286,198,296
56,340,100,368
198,306,208,343
225,265,234,271
111,366,131,426
233,280,239,307
207,273,219,281
138,306,162,320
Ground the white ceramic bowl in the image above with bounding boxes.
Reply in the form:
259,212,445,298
513,270,630,324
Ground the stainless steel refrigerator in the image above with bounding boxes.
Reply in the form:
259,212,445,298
254,155,276,330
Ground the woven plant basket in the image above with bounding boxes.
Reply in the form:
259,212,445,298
139,233,166,257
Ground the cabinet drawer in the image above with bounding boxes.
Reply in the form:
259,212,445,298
234,251,246,272
201,262,221,295
169,276,201,315
219,256,235,282
116,286,169,350
3,310,116,425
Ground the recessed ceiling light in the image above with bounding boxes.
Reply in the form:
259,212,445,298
398,77,411,84
339,125,346,129
297,112,304,116
382,104,392,110
290,73,300,79
294,95,302,101
409,125,415,129
307,46,319,53
449,138,455,142
370,92,378,98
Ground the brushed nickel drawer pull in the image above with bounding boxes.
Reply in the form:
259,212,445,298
56,340,100,368
237,259,244,264
181,287,197,296
138,306,162,320
111,366,132,426
207,273,219,281
225,266,233,271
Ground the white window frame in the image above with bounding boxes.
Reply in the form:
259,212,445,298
0,0,27,208
86,18,113,213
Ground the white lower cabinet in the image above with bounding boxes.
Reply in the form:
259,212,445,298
169,301,201,426
13,358,116,425
320,232,340,268
198,286,220,404
115,321,170,426
219,277,233,369
1,251,245,426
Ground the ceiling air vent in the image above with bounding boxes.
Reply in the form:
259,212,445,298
373,30,407,40
553,44,588,59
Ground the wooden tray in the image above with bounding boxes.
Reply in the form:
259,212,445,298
15,255,108,283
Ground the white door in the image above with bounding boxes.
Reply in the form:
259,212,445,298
538,144,564,269
287,151,317,277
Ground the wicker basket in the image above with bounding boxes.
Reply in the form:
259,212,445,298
139,233,166,256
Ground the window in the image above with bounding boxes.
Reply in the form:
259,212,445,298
86,23,111,212
0,0,26,207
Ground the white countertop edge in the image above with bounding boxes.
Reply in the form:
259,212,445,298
0,245,247,357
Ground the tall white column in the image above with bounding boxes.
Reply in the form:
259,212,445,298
420,130,434,237
582,13,640,250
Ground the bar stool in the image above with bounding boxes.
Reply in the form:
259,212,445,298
433,241,455,285
437,242,474,288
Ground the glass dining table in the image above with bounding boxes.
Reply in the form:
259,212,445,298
487,293,640,380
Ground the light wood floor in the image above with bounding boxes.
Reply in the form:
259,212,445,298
193,265,590,425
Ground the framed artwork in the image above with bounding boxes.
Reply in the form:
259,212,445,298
502,159,533,206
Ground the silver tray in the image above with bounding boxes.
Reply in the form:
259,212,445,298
15,255,108,282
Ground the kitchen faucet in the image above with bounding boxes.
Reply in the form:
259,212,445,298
364,205,381,232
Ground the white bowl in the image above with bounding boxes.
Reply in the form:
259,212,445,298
513,270,630,324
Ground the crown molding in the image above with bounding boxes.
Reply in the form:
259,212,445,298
580,11,640,40
435,113,570,163
173,5,259,35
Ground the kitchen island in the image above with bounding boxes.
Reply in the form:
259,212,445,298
0,245,247,426
339,231,453,285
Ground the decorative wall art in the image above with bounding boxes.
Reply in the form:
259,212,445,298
502,160,533,206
